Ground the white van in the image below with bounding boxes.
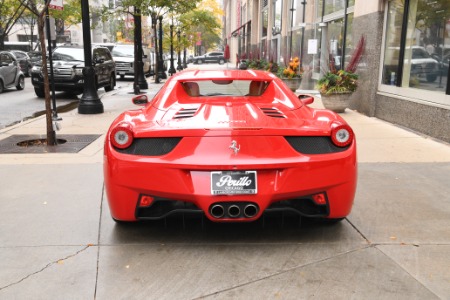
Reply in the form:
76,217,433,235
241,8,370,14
111,44,153,79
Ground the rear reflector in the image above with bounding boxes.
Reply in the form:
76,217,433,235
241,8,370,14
312,193,327,205
139,195,154,207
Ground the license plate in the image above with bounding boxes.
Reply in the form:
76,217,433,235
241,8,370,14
119,71,126,75
211,171,257,195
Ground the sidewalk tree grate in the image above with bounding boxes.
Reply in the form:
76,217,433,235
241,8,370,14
0,134,102,154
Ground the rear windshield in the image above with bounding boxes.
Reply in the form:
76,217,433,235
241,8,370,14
181,80,269,97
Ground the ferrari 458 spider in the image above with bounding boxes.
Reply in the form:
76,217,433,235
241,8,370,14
104,70,357,223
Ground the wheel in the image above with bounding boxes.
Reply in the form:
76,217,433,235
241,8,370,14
197,59,203,64
0,80,4,94
34,87,45,98
219,59,225,65
104,74,115,92
16,75,25,90
426,74,437,82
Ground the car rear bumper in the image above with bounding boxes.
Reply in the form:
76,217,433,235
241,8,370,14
104,138,357,222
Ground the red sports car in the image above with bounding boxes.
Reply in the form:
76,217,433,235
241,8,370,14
104,70,357,223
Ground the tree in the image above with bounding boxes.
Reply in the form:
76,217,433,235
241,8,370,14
19,0,56,145
0,0,26,49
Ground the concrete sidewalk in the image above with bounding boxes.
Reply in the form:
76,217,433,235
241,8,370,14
0,80,450,299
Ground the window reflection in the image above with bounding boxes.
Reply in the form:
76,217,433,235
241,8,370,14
382,0,449,94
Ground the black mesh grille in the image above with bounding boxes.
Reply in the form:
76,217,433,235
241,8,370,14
261,107,286,118
285,136,349,154
174,108,198,119
115,137,182,156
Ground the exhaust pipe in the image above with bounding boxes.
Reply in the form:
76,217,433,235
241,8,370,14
228,205,240,218
244,204,259,218
210,204,225,218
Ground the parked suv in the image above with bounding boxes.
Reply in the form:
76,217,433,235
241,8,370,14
111,44,154,79
0,51,25,94
193,52,225,64
31,45,116,98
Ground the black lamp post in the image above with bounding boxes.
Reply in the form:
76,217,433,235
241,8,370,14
300,1,307,69
183,33,187,68
176,28,182,71
157,16,167,79
151,13,160,83
168,18,176,75
134,7,148,91
78,0,103,114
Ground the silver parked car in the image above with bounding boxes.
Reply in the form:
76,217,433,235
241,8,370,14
0,51,25,94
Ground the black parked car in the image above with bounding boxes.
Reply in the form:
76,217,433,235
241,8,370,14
10,50,32,77
31,45,116,98
192,51,225,64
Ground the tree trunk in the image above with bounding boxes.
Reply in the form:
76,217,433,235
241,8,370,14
37,14,56,145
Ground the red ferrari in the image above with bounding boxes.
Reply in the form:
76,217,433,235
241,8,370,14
104,70,357,223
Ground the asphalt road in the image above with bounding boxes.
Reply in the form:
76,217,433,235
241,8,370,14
0,76,137,129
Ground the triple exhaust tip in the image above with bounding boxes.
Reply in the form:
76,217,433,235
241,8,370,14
210,203,259,219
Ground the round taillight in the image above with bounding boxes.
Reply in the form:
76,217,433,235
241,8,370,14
331,124,354,147
110,124,133,149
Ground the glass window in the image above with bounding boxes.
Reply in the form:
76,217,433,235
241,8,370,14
324,0,346,15
262,9,268,38
382,0,449,94
273,0,283,33
381,0,403,85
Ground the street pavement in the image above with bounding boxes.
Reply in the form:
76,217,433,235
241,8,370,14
1,67,450,299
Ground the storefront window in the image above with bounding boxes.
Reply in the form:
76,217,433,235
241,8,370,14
273,0,282,34
382,0,403,85
327,18,345,69
262,9,268,37
382,0,449,94
324,0,346,15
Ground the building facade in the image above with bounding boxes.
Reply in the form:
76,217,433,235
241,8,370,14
223,0,450,143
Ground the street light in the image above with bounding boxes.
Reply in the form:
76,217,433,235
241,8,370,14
157,16,167,79
176,27,182,71
300,1,307,69
183,33,187,68
78,0,103,114
134,7,148,92
168,17,176,76
151,13,160,83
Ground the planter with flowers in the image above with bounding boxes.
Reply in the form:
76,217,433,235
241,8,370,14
316,36,365,113
278,57,303,92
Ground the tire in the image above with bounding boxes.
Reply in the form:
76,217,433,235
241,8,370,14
219,59,225,65
16,76,25,90
104,74,115,92
0,80,4,94
426,74,437,82
34,87,44,98
198,59,203,64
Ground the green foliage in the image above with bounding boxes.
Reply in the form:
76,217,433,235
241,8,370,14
316,70,358,95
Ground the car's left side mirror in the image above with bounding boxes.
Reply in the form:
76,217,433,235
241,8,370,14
299,94,314,105
132,94,148,106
